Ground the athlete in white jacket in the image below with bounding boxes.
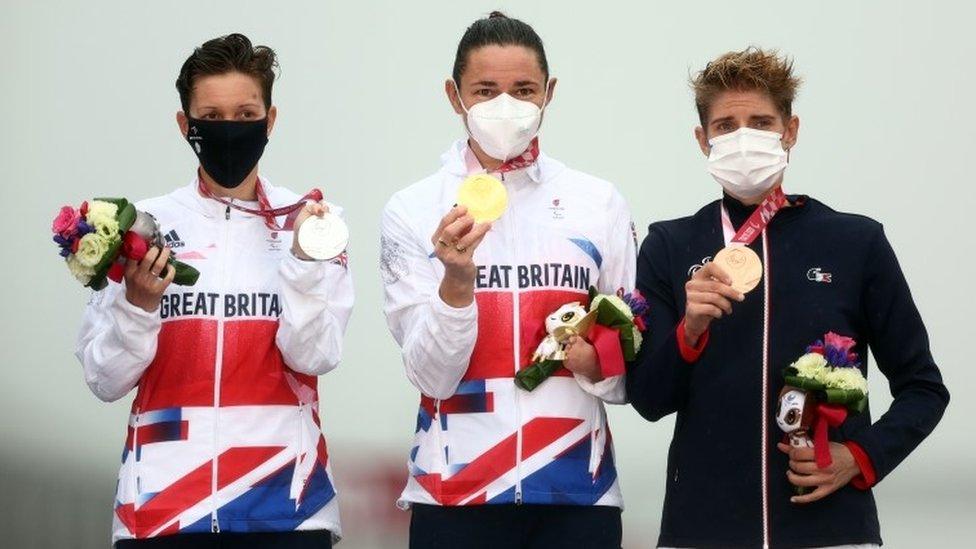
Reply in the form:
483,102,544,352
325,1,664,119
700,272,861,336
76,34,352,548
381,13,635,549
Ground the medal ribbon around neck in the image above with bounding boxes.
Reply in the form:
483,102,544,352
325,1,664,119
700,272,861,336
720,185,789,246
464,137,541,176
197,172,323,231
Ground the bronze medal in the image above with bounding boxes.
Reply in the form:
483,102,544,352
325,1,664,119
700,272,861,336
713,245,763,293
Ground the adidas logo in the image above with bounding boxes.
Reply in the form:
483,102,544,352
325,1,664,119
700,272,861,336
163,229,186,248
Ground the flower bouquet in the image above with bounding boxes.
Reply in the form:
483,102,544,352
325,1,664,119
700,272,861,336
52,199,199,290
514,287,648,391
775,332,868,493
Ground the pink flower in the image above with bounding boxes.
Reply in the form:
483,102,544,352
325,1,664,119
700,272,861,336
824,332,857,354
52,206,81,237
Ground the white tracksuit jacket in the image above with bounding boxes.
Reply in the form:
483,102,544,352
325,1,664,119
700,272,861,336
381,140,636,508
76,177,353,544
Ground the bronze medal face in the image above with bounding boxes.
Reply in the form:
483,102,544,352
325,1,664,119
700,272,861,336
713,245,763,293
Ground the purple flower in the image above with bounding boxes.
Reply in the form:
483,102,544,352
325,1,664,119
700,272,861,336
76,220,93,236
621,290,649,320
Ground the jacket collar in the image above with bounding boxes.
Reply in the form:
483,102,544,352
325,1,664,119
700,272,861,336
170,174,270,218
441,139,564,184
721,190,809,230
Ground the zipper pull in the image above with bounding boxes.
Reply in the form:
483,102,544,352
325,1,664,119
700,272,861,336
515,490,523,505
225,205,231,220
211,517,220,533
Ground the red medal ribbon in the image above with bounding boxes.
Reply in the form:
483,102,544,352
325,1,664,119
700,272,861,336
720,186,789,246
813,402,849,468
197,174,323,231
464,138,541,176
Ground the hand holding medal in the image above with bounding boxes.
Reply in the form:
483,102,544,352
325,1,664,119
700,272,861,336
684,187,789,345
293,202,349,261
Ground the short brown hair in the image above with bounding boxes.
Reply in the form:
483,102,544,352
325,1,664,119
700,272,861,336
175,33,278,113
692,47,801,125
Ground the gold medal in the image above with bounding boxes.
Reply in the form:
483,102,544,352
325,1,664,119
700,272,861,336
457,174,508,223
713,245,763,293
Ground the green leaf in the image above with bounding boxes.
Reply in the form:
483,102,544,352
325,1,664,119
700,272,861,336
514,359,563,391
117,203,137,233
171,261,200,286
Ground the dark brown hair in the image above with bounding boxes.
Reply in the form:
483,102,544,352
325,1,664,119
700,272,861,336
175,33,278,113
692,47,802,125
453,11,549,85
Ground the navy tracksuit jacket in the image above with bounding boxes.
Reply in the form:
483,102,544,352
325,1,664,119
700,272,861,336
626,194,949,548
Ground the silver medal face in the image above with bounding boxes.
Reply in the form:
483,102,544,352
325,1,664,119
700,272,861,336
297,212,349,260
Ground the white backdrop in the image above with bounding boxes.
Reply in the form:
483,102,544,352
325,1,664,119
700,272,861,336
1,1,973,547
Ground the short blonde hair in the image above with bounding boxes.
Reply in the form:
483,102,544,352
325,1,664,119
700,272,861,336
692,47,802,125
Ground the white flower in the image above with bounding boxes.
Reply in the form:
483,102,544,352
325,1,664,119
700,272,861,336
631,325,643,352
66,255,95,284
823,367,868,394
76,233,111,268
86,201,118,235
591,294,634,320
792,352,829,383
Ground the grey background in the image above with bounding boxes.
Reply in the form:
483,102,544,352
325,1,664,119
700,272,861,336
1,1,973,547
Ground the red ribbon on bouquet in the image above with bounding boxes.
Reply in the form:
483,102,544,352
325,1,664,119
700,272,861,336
590,324,626,378
813,403,849,468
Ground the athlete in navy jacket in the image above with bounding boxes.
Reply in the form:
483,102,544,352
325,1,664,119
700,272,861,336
627,48,949,548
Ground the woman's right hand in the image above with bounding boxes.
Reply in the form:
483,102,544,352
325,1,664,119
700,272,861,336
431,206,491,308
124,246,176,312
683,261,744,346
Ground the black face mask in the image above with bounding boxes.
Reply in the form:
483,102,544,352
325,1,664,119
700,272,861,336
186,117,269,188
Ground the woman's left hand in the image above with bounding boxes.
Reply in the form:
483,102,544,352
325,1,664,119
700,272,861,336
778,441,861,504
563,335,603,383
292,201,330,260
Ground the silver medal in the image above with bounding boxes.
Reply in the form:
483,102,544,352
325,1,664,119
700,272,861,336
297,213,349,260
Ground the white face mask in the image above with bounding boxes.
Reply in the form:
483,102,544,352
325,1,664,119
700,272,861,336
456,81,547,161
706,127,789,201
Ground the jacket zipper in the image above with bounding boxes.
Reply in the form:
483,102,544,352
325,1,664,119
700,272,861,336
211,204,232,533
760,229,771,548
133,406,140,503
505,173,524,505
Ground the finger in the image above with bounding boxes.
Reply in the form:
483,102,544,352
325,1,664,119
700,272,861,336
139,247,161,273
688,291,733,315
432,206,468,244
791,484,833,504
777,442,792,455
687,280,744,302
124,257,139,279
455,222,492,250
789,460,821,476
688,303,723,320
789,447,816,462
458,223,492,254
441,215,475,243
154,263,176,290
695,261,732,285
151,247,172,277
787,470,829,488
308,202,326,217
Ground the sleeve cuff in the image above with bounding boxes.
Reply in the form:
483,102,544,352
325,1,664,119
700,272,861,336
676,317,709,363
431,292,478,320
844,441,878,490
573,373,627,404
280,252,333,293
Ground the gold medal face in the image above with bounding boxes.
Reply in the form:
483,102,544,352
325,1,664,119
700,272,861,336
713,245,763,293
457,174,508,223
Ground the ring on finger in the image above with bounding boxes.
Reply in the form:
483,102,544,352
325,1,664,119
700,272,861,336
455,245,467,253
437,239,450,247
